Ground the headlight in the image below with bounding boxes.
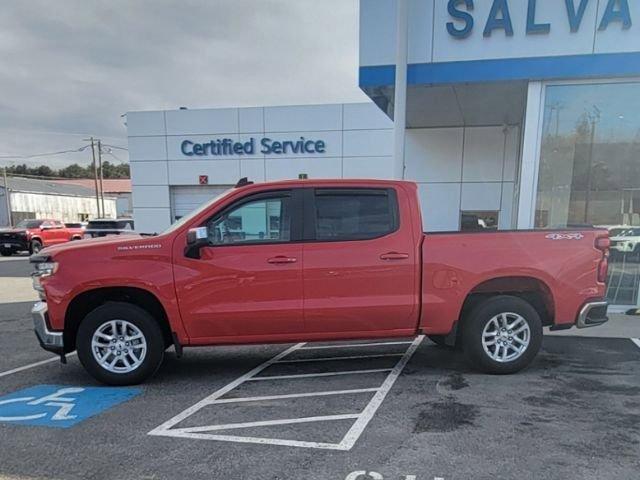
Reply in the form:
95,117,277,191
31,261,58,297
35,262,58,276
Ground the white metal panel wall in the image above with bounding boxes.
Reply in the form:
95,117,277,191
9,192,117,223
360,0,640,66
127,102,395,234
405,125,520,232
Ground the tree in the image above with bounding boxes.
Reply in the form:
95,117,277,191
3,162,130,179
58,164,90,178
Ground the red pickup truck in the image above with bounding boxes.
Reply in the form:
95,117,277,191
30,179,610,385
0,219,83,256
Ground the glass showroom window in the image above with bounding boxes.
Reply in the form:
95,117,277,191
535,81,640,306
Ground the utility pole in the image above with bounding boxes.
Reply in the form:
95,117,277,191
84,137,101,218
584,106,600,224
97,139,105,217
2,167,11,227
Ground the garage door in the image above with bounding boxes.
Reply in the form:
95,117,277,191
170,185,232,221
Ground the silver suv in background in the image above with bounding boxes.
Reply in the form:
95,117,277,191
610,227,640,260
83,218,135,239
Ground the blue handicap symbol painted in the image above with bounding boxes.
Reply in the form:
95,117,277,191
0,384,141,428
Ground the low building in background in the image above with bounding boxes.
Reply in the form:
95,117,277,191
51,178,132,217
0,176,117,226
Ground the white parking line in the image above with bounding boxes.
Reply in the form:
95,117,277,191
340,336,422,450
631,338,640,349
150,336,424,450
149,343,305,436
300,341,413,350
248,368,392,381
179,413,361,433
155,429,348,450
0,353,76,379
276,353,404,363
209,388,379,405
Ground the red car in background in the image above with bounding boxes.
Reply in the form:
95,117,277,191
0,219,83,256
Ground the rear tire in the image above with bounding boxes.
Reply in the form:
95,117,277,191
76,302,165,385
0,249,12,257
30,239,42,254
462,295,542,374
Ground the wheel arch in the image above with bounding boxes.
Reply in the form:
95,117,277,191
455,276,555,342
64,286,173,352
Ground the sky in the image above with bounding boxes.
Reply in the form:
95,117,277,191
0,0,366,170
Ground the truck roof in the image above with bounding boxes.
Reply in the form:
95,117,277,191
234,178,415,189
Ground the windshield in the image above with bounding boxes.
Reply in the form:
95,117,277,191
161,189,233,235
620,228,640,237
16,219,43,229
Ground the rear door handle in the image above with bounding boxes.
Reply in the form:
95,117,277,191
380,252,409,261
267,256,297,264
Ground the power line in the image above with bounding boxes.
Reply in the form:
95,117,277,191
0,127,125,140
101,143,128,151
106,151,125,163
0,145,91,160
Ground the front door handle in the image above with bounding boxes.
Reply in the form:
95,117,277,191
380,252,409,261
267,256,297,264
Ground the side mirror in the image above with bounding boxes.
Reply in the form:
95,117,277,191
185,227,208,259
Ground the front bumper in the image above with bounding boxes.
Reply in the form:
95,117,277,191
576,300,609,329
0,239,29,251
32,301,64,354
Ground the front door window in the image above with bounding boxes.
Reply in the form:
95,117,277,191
206,196,291,245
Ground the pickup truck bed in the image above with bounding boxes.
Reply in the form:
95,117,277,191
421,230,607,335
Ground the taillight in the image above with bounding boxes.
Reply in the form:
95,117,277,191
595,235,609,283
598,256,609,283
595,237,610,251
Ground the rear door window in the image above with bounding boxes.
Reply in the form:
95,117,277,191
312,188,398,241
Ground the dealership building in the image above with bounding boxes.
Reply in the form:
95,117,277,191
127,0,639,308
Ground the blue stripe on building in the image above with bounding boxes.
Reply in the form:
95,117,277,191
359,52,640,87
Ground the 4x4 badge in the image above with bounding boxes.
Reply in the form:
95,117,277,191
545,233,584,240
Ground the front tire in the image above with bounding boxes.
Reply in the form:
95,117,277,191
76,302,165,385
30,239,42,254
0,249,12,257
462,295,542,374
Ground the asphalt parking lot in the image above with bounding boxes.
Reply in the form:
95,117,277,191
1,256,639,480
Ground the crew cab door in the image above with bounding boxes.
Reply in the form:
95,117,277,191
302,187,418,334
52,221,69,243
39,221,65,245
173,189,304,340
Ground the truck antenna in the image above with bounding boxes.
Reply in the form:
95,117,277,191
235,177,254,188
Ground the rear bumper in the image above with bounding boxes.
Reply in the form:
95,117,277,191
32,301,64,354
576,300,609,329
